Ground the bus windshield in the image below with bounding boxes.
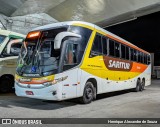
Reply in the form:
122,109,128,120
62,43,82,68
17,26,92,77
17,27,67,76
0,35,6,45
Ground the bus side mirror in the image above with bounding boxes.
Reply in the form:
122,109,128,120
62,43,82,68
7,39,23,55
54,32,81,50
10,45,21,56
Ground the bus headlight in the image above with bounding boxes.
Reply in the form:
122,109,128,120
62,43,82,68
52,80,58,85
51,76,68,85
43,76,68,86
43,80,58,87
43,82,53,87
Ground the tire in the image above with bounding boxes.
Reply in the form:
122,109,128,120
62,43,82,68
93,86,97,100
79,82,95,104
140,79,145,91
134,79,141,92
0,77,13,93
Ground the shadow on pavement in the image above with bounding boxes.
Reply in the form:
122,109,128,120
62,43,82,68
0,89,135,111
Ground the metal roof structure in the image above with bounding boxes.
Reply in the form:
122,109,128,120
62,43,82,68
0,0,160,27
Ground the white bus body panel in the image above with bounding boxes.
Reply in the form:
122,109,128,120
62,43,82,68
0,29,25,79
15,64,151,101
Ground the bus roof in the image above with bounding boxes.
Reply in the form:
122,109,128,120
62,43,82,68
32,21,95,31
32,21,149,54
0,29,11,36
0,29,25,38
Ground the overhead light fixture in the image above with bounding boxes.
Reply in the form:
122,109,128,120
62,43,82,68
103,17,137,28
7,19,13,23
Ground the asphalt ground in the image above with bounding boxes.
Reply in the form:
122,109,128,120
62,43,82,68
0,79,160,127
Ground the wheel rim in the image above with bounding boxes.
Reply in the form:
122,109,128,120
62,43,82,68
137,83,140,91
141,81,145,90
85,87,93,100
137,80,141,91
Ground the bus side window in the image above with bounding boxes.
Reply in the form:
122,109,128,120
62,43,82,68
102,37,107,55
144,54,147,64
121,44,126,59
140,52,143,63
10,43,22,56
115,42,120,58
90,34,102,57
147,55,151,65
143,53,145,63
142,53,145,64
126,46,129,60
2,38,22,56
134,49,137,62
64,43,78,65
109,39,115,56
138,51,141,63
130,48,134,61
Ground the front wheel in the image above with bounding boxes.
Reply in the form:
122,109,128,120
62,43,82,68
79,82,94,104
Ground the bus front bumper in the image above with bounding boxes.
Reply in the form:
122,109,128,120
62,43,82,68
15,82,62,101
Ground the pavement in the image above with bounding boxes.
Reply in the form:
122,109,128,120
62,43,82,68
0,80,160,127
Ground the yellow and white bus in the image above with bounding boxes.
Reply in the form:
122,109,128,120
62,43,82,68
15,21,151,104
0,29,25,92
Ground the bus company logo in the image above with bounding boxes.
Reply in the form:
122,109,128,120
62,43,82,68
2,119,11,124
108,60,130,69
19,78,31,82
103,56,133,71
23,74,40,77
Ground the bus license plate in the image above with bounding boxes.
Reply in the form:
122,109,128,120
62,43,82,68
26,91,34,95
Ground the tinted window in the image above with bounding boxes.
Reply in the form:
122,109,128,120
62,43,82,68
121,44,125,59
130,48,134,61
102,37,108,55
91,34,102,56
64,43,78,65
115,42,120,58
109,39,115,56
134,49,137,61
147,55,151,65
138,51,141,62
68,26,92,63
0,35,6,44
144,54,147,64
2,38,22,57
142,53,145,64
140,52,144,63
126,46,130,60
10,43,22,55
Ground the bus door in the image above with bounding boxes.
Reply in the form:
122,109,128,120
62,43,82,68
88,34,103,93
61,40,80,99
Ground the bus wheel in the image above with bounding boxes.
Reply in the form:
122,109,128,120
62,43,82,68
0,77,13,93
80,82,94,104
134,79,141,92
140,79,145,91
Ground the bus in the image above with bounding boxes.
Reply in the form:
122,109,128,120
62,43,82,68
15,21,151,104
0,29,25,92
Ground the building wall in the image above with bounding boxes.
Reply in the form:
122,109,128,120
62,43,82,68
0,13,58,34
